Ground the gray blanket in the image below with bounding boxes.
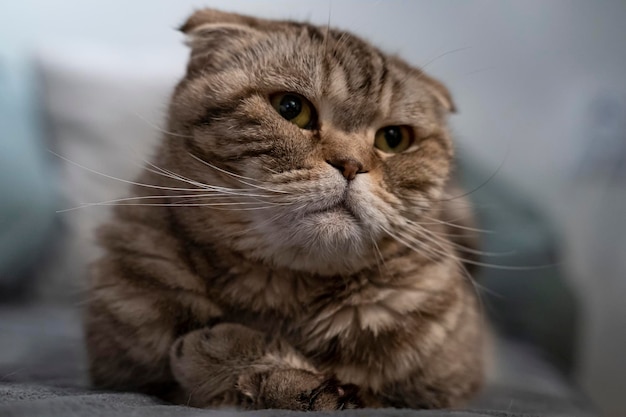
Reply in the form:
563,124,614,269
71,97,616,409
0,305,596,417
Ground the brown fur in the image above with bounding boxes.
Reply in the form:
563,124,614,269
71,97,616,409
85,8,485,410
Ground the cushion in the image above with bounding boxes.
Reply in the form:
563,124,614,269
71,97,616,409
33,42,186,299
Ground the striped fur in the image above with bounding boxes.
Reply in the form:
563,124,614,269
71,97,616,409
85,8,485,411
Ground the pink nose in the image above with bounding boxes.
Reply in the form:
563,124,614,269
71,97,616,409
326,158,366,181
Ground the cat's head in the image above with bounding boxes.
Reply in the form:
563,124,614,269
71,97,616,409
163,9,456,275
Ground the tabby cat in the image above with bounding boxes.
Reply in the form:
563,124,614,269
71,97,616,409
85,8,485,410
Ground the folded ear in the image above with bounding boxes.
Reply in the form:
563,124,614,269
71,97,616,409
421,73,457,113
179,8,264,34
179,9,265,75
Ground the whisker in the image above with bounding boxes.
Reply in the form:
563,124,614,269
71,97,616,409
137,159,242,193
404,221,513,257
140,164,266,195
262,165,281,175
418,214,496,234
463,66,498,77
395,47,472,90
418,47,472,72
188,152,267,184
131,110,194,139
188,152,292,194
370,232,387,281
455,259,494,317
383,226,497,304
322,0,332,56
439,146,510,202
139,164,208,189
168,196,288,206
393,224,559,271
380,226,441,265
189,205,280,211
56,191,292,213
58,200,289,213
395,229,453,265
49,150,213,193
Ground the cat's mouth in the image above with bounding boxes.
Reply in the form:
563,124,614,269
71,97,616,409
307,198,357,219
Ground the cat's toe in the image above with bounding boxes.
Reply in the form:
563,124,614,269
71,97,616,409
337,384,363,409
310,379,362,410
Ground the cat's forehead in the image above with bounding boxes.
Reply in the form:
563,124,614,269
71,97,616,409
182,20,448,132
256,25,440,130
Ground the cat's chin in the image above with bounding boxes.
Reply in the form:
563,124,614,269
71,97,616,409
259,206,374,276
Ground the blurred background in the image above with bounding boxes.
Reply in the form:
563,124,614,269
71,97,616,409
0,1,624,416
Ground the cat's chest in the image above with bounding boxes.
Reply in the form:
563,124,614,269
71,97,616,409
213,266,315,316
284,285,427,384
216,265,432,337
212,264,443,389
292,282,429,352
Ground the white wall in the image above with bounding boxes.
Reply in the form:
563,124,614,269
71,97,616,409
2,1,625,415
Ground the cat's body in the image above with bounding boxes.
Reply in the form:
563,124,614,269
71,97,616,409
86,9,485,410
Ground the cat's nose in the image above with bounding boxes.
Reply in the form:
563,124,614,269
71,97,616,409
326,158,367,181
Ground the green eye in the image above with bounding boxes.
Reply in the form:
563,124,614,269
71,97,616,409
270,93,316,129
374,126,413,153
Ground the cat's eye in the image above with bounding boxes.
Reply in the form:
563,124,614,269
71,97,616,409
270,93,316,129
374,126,414,153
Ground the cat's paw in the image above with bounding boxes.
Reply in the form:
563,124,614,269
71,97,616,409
169,323,269,407
238,368,361,410
171,323,266,367
308,377,362,410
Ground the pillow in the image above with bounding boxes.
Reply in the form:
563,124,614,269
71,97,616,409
34,41,187,299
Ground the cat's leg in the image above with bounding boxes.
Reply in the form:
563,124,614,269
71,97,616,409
170,323,361,410
85,281,222,397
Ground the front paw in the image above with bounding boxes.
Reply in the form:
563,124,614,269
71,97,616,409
171,324,266,369
238,369,361,410
169,324,269,407
310,379,362,410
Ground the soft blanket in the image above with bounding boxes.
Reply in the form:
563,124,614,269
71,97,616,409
0,305,595,417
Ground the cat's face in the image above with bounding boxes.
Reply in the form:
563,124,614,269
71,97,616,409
164,9,455,275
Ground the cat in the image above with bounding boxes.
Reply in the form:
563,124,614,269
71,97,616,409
85,8,486,410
